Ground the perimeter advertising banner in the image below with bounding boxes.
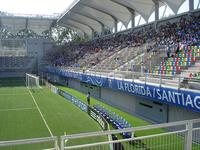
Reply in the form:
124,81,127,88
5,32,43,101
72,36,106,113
45,67,200,112
57,89,88,113
88,106,108,130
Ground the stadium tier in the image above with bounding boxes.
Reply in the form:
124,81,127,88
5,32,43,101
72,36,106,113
45,12,200,76
151,45,200,76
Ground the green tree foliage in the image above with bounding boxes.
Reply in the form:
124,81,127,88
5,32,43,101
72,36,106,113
0,28,15,38
51,25,88,45
17,29,37,38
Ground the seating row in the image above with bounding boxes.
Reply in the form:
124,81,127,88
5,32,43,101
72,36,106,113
93,105,132,138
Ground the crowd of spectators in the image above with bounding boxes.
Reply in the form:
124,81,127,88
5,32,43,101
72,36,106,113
189,72,200,78
45,12,200,69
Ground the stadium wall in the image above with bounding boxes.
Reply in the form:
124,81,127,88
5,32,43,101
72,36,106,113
168,106,200,122
0,71,26,78
46,73,200,123
0,38,53,78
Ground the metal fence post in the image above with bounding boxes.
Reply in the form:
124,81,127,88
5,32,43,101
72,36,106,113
145,73,147,85
159,74,162,87
60,136,65,150
178,75,181,89
54,138,58,150
108,133,113,150
185,120,193,150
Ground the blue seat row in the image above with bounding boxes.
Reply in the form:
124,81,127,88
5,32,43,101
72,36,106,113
93,105,132,138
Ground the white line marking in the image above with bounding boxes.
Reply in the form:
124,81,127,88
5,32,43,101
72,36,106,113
0,93,29,96
0,107,36,112
27,88,54,137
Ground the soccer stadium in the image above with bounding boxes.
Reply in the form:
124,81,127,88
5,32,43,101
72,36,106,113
0,0,200,149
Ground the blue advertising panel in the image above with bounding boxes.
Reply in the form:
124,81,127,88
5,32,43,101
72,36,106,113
57,89,88,112
45,67,200,112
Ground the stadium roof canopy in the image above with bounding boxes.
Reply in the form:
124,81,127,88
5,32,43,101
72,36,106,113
57,0,188,37
0,14,57,35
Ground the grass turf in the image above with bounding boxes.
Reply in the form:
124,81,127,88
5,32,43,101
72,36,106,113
57,85,165,136
57,85,200,150
0,78,106,150
0,78,199,150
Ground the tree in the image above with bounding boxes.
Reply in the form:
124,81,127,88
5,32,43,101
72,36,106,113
17,29,37,38
51,25,88,45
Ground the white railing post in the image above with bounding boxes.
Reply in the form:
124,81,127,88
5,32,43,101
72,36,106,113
145,73,147,85
159,74,162,87
108,133,113,150
178,75,181,89
132,73,134,82
60,136,65,150
184,120,193,150
54,138,58,150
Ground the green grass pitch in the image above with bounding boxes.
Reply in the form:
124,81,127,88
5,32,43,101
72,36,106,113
0,78,106,150
0,78,199,150
57,85,200,150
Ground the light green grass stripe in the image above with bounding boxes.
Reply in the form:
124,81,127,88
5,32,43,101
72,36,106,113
0,107,36,112
27,88,54,137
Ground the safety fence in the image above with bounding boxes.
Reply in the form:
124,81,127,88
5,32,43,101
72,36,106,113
0,118,200,150
61,118,200,150
45,66,200,90
0,136,58,150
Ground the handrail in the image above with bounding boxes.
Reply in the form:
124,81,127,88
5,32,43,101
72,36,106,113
0,136,57,147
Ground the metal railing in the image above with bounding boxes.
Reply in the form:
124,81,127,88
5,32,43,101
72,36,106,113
57,66,200,90
60,119,200,150
0,136,58,150
0,119,200,150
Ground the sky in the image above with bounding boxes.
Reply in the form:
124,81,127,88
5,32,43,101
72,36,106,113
0,0,199,31
0,0,75,16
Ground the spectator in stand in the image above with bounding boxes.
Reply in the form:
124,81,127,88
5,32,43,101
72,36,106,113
45,13,200,69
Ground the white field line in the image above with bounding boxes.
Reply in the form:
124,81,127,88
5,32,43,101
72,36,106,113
0,93,29,96
27,88,54,137
0,107,36,112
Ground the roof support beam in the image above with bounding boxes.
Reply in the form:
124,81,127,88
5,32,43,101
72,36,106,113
197,0,200,9
110,0,136,28
0,17,2,28
114,18,118,33
71,11,105,35
80,3,118,25
71,11,104,27
25,18,28,29
153,0,159,21
67,18,95,35
129,9,135,28
60,22,88,36
189,0,194,12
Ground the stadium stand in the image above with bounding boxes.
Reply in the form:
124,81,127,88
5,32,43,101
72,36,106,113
45,13,200,76
151,45,200,76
